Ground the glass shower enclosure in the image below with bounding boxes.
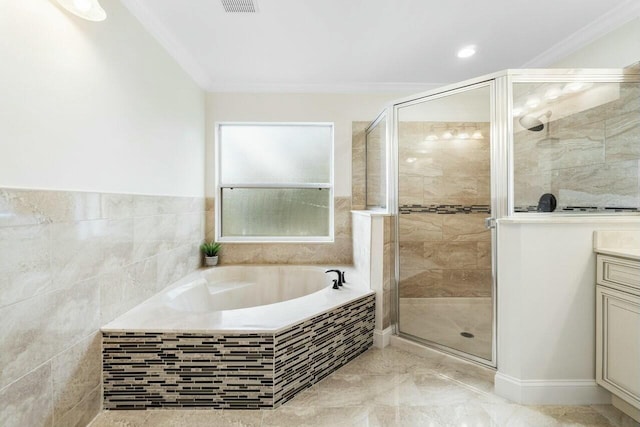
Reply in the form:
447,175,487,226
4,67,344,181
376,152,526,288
367,68,640,367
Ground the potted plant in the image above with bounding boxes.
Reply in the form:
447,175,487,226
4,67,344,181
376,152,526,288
200,241,221,266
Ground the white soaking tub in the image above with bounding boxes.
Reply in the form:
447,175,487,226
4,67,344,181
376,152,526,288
101,265,375,410
101,265,373,333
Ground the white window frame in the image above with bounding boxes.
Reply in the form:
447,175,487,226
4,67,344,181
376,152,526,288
215,122,335,243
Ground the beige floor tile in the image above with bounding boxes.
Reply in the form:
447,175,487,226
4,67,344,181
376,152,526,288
143,409,262,427
88,410,150,427
262,406,373,427
89,346,639,427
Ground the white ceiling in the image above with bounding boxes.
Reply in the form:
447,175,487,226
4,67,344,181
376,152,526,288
121,0,640,92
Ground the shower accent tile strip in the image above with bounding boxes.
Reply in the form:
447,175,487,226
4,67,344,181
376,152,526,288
514,205,640,213
103,294,375,410
399,204,491,214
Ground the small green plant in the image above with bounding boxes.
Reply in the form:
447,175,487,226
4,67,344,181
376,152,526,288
200,241,221,257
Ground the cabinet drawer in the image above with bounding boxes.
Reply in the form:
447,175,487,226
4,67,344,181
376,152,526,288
598,255,640,294
596,286,640,408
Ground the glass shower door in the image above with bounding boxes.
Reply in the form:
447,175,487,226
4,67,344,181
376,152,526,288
396,83,495,365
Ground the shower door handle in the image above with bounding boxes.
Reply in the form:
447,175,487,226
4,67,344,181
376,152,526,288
484,217,496,229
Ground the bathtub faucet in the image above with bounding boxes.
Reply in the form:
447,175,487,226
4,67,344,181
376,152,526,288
325,269,345,287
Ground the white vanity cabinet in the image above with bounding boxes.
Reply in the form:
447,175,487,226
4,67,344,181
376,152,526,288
596,254,640,422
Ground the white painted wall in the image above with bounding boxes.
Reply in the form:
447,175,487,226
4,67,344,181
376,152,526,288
205,92,405,197
0,0,205,197
496,218,640,404
551,18,640,68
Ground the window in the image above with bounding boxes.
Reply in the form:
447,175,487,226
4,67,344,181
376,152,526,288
216,123,334,242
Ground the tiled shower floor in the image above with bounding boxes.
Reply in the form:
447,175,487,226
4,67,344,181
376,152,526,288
89,346,639,427
399,297,493,360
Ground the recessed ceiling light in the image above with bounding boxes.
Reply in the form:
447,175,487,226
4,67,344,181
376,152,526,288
457,45,476,59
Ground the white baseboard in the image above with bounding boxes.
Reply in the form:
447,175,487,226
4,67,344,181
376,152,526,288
495,372,611,405
373,327,393,348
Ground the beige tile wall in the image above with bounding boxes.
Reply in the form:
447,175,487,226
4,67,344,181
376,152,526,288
204,197,353,265
366,119,387,209
353,121,394,329
397,121,492,299
514,83,640,210
398,121,491,207
0,188,204,427
351,122,368,210
382,216,394,329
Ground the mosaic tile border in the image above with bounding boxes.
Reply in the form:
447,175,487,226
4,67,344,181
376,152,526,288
514,205,640,213
103,294,375,410
400,204,491,214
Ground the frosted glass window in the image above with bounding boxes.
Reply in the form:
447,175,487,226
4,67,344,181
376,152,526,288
221,188,330,237
217,123,333,241
219,124,332,184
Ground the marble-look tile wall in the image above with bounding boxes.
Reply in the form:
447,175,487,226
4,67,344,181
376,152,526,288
366,117,387,209
398,122,491,207
0,188,204,427
514,83,640,211
382,216,394,329
352,122,368,210
204,197,353,265
399,213,491,298
397,121,492,299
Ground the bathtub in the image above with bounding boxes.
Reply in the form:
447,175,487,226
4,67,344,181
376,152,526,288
101,265,375,409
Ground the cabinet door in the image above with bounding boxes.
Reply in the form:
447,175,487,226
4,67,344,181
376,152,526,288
596,286,640,408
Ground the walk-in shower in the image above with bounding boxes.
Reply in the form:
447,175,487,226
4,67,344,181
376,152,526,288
363,68,640,367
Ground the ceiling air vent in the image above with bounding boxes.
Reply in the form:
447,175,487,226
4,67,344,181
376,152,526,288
221,0,257,13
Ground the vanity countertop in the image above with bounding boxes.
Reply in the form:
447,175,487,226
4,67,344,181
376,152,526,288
593,230,640,261
595,247,640,261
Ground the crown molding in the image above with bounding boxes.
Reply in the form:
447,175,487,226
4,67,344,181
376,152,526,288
121,0,213,90
206,81,442,94
522,0,640,67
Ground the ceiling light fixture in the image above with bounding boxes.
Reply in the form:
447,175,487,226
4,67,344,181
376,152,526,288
472,130,484,139
55,0,106,21
563,82,585,93
544,87,562,101
457,45,476,59
425,126,438,141
525,97,540,109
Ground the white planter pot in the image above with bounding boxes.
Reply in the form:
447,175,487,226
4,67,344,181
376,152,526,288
204,256,219,266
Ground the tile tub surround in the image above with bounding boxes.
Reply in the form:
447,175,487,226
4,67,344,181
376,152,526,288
91,345,639,427
0,188,205,427
204,196,353,265
102,294,375,410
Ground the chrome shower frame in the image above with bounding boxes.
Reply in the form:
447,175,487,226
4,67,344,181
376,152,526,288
366,68,640,368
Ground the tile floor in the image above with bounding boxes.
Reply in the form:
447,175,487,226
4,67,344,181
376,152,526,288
89,345,639,427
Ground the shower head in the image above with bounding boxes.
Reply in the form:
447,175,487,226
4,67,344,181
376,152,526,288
518,115,544,132
518,110,553,132
536,111,558,146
